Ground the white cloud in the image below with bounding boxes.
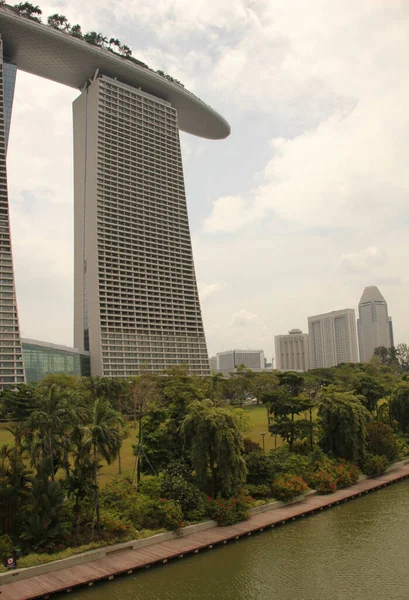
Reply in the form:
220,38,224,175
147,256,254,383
340,246,386,273
198,281,226,300
231,309,259,327
203,196,262,233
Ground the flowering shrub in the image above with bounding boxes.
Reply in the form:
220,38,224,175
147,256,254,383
309,468,337,493
309,459,360,493
334,461,360,488
207,492,252,526
100,510,135,537
272,474,308,502
360,454,388,477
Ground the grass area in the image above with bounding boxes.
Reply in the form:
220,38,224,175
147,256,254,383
242,404,282,452
0,406,284,483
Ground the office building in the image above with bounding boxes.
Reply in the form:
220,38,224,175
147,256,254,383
308,309,359,369
357,286,393,362
22,338,90,383
275,329,309,372
209,356,217,372
216,349,265,376
0,7,230,385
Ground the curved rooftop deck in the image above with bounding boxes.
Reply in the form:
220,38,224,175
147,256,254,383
0,7,230,140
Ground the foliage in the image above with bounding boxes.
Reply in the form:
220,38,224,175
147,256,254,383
138,475,162,498
207,492,252,526
0,384,38,421
245,449,273,485
99,510,135,537
390,381,409,433
309,467,337,494
366,422,398,461
360,454,389,477
318,388,369,461
0,534,12,562
161,462,204,520
354,375,385,414
242,438,262,453
183,400,247,497
272,474,308,502
309,458,359,493
245,483,272,499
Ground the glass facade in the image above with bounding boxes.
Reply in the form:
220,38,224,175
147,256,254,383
22,339,90,383
3,60,16,152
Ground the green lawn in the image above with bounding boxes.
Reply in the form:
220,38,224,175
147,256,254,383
242,404,282,451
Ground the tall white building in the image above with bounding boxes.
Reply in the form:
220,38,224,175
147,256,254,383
216,349,265,376
275,329,309,372
308,309,359,369
357,286,393,362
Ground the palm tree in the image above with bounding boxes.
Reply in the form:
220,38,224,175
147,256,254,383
81,398,123,532
14,2,42,21
47,13,70,30
130,375,160,484
119,44,132,57
25,385,72,479
70,24,83,39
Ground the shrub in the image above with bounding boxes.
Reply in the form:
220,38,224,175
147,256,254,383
245,450,273,485
361,454,389,477
100,510,136,537
272,474,308,502
243,438,262,454
207,492,252,526
138,476,162,498
0,534,13,562
246,483,272,499
161,471,204,519
309,468,337,493
334,461,360,488
366,422,399,462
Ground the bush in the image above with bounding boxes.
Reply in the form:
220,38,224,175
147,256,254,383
138,476,162,498
245,450,273,485
100,510,136,537
246,483,272,499
161,470,204,520
243,438,262,454
0,535,13,562
206,492,252,526
366,422,399,462
334,461,360,488
361,454,389,477
309,468,337,493
272,474,308,502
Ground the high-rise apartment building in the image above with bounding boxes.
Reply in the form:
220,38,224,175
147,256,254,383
0,7,230,385
357,286,393,362
275,329,309,372
308,309,359,369
216,349,265,376
0,38,25,386
73,76,210,376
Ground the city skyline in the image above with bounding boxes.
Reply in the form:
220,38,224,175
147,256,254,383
5,0,409,362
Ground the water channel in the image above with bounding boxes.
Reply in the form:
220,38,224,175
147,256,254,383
70,479,409,600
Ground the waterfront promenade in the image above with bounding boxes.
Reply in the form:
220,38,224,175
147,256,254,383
2,461,409,600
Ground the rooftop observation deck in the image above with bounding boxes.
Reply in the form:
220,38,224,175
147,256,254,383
0,6,230,140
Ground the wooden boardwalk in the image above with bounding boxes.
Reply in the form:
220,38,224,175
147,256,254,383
2,462,409,600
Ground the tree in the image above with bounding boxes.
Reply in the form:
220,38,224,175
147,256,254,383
251,371,278,408
24,385,72,479
0,383,37,421
318,388,369,461
81,398,122,532
263,372,309,451
183,400,247,497
13,2,42,20
396,343,409,374
130,375,160,484
47,13,70,30
366,422,398,462
354,375,385,415
0,445,31,537
70,24,83,38
119,43,132,57
390,381,409,433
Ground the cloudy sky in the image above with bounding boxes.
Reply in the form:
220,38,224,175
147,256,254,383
6,0,409,360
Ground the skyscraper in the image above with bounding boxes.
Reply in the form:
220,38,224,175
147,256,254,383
275,329,309,372
73,76,210,376
0,7,230,385
357,286,393,362
308,309,359,369
0,39,25,386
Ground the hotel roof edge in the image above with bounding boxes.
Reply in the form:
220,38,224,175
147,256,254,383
0,6,230,140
